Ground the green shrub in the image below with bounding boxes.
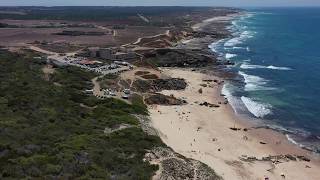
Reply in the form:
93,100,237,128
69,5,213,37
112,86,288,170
0,51,163,179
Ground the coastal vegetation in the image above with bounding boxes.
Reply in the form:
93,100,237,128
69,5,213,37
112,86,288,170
0,50,163,179
0,6,211,22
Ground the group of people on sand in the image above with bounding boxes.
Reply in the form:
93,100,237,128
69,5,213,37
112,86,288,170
264,172,286,179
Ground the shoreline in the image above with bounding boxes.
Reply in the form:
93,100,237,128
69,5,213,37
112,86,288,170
148,68,320,179
211,10,320,154
148,12,320,179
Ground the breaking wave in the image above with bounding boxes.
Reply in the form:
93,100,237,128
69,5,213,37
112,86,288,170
209,39,224,53
286,134,304,147
224,30,255,47
241,96,272,118
239,71,276,91
240,63,292,70
266,65,292,70
225,53,237,59
224,37,242,47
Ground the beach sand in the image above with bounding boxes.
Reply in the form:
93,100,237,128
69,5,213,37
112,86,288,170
149,68,320,180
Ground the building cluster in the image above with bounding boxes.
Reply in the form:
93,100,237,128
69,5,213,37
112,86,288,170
89,88,131,100
64,56,103,68
88,47,137,61
48,55,133,75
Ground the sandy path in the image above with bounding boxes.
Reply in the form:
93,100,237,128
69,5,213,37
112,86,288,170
149,68,320,180
42,64,55,81
91,77,104,97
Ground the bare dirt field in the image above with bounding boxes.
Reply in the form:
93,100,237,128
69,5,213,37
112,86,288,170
0,25,167,47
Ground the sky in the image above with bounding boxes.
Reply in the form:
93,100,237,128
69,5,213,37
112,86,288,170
0,0,320,7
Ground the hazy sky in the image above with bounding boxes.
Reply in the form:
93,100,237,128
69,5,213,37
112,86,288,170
1,0,319,7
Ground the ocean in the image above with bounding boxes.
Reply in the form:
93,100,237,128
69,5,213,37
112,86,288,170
210,7,320,153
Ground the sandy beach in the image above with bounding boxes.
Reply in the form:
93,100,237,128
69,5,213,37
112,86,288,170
149,68,320,180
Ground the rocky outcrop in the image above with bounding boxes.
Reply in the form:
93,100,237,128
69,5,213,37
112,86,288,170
240,154,311,164
143,48,219,68
145,147,222,180
132,79,153,93
132,78,187,93
145,93,187,105
152,78,187,91
199,101,220,108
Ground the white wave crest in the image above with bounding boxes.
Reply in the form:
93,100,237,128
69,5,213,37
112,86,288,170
285,134,306,148
240,63,292,71
224,30,255,47
209,39,224,53
221,83,248,115
241,96,272,118
224,37,242,47
226,53,237,59
267,65,292,70
241,31,254,38
239,71,276,91
239,71,268,85
233,46,245,50
240,64,266,69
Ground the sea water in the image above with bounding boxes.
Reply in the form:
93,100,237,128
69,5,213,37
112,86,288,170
211,7,320,152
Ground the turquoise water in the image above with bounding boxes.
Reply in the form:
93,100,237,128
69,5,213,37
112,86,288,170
211,8,320,152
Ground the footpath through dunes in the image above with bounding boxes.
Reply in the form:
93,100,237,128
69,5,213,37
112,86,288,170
148,68,320,180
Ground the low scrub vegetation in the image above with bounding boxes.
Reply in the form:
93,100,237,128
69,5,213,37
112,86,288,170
0,50,163,179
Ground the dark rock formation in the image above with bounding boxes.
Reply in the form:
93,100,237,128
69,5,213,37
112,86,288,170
199,102,220,108
132,78,187,93
297,156,311,162
152,78,187,91
143,48,219,68
132,79,153,93
285,154,297,161
145,93,187,105
240,154,311,163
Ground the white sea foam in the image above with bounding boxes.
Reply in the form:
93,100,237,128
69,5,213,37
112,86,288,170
285,134,306,148
240,63,292,71
224,37,242,47
239,71,268,85
244,84,277,91
209,39,224,53
224,30,255,47
225,53,237,59
241,31,254,38
239,71,277,91
241,96,272,118
245,13,255,18
221,83,248,115
208,44,217,53
240,64,268,69
232,46,245,50
267,65,292,70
